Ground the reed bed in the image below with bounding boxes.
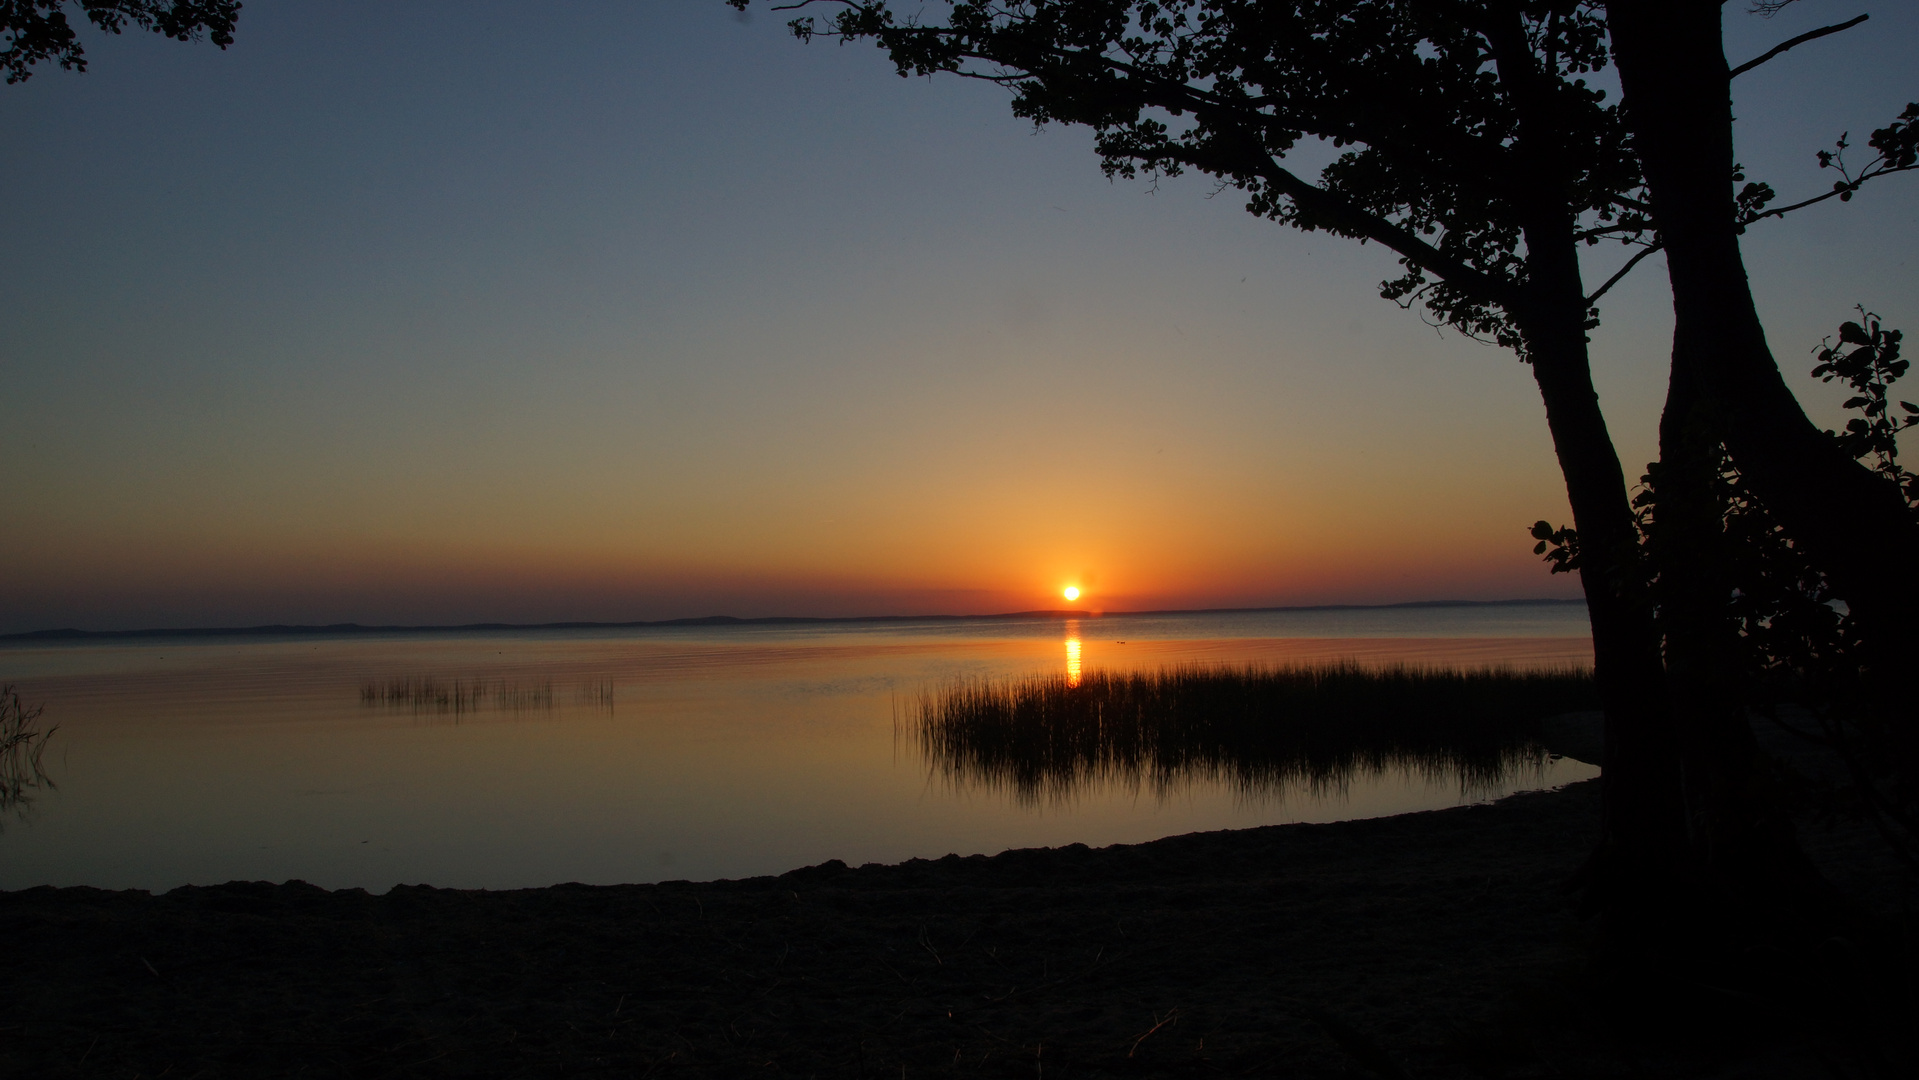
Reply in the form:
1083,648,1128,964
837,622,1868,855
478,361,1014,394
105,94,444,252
574,679,616,710
907,662,1595,804
1,683,56,818
359,677,556,715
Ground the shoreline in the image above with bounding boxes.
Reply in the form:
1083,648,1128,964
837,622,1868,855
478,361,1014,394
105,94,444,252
7,782,1611,1077
6,715,1907,1077
7,775,1908,1077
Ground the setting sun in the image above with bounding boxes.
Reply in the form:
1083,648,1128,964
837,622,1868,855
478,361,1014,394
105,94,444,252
1063,586,1080,602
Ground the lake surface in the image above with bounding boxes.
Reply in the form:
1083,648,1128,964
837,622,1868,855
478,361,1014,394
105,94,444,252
0,603,1599,892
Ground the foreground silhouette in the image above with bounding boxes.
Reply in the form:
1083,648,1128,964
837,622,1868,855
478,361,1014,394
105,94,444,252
726,0,1918,977
0,1,238,84
7,775,1911,1077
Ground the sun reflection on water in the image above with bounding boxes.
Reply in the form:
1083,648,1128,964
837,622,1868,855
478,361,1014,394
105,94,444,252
1064,620,1082,687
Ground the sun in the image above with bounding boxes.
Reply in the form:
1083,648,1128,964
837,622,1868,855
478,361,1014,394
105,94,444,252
1062,586,1081,602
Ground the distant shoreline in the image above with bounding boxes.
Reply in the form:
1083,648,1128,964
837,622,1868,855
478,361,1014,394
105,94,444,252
0,597,1587,643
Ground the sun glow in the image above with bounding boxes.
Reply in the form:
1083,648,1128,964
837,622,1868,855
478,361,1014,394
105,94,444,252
1062,586,1080,602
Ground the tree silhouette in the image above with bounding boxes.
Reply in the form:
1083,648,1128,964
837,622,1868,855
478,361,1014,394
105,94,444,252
729,0,1915,958
1551,5,1919,967
729,0,1688,912
1,0,239,84
1609,5,1918,655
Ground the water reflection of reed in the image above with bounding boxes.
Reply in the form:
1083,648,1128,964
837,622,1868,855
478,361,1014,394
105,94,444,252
1,684,56,823
909,663,1595,805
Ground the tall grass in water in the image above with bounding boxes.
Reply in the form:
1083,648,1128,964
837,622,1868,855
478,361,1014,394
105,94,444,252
908,662,1595,805
357,677,617,716
1,684,56,819
359,677,555,716
575,680,616,711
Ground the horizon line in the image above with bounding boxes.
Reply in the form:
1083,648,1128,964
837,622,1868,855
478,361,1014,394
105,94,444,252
0,597,1588,643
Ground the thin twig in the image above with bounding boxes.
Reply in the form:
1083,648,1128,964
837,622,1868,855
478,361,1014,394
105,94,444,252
1127,1008,1181,1057
1585,242,1664,305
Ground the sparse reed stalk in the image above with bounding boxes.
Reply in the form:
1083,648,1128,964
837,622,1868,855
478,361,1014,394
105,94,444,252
1,683,56,815
356,676,571,716
574,680,616,710
909,662,1596,804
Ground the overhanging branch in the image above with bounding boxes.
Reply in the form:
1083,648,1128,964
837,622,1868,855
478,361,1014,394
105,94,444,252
1219,144,1526,313
1729,14,1868,78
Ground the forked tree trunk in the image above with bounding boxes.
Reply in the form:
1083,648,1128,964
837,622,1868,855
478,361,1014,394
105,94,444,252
1608,1,1919,690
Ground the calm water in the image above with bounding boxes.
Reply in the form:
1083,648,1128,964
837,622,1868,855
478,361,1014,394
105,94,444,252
0,604,1598,892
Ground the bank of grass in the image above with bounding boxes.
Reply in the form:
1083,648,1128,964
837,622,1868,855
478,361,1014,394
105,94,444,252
909,662,1596,803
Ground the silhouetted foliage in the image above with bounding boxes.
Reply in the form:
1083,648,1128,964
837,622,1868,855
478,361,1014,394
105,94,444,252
1,0,238,84
1812,311,1915,496
1529,518,1580,575
1727,101,1919,230
1723,313,1918,869
727,2,1681,911
1595,311,1919,869
736,3,1919,947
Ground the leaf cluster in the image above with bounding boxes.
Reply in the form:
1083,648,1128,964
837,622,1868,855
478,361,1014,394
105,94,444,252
1817,103,1919,200
1811,308,1916,499
1,0,238,84
1529,518,1580,573
1733,102,1919,228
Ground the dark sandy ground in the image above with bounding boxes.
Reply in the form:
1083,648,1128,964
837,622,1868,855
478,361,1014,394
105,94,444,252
4,717,1911,1079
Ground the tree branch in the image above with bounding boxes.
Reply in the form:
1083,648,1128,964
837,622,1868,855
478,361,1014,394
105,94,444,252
754,0,1534,316
1216,142,1526,313
1584,242,1664,305
1743,164,1919,227
1729,14,1868,78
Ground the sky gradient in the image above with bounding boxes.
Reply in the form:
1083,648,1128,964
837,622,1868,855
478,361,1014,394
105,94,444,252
3,1,1914,632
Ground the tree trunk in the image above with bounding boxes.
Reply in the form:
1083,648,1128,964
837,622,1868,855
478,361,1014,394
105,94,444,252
1489,11,1685,934
1608,0,1919,688
1651,356,1833,938
1516,229,1683,932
